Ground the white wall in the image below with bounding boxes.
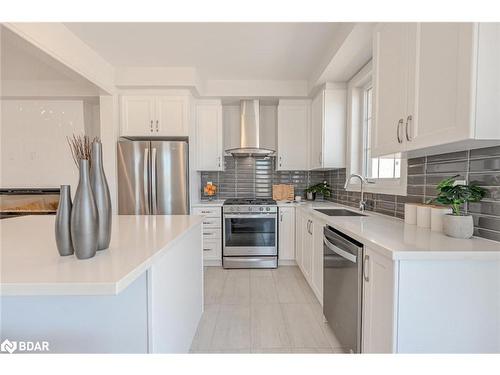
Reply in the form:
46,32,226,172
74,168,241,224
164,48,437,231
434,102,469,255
0,99,91,193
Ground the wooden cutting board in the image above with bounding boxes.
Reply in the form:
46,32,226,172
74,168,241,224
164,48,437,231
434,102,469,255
272,184,295,201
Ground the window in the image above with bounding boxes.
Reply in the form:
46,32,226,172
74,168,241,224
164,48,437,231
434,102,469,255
362,85,402,181
345,61,407,196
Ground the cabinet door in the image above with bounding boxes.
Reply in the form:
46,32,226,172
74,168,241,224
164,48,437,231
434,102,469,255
406,23,475,150
310,92,323,169
311,219,324,304
277,101,310,171
362,247,395,353
295,210,304,270
278,207,296,261
156,96,188,136
196,102,223,171
121,96,155,136
371,23,411,157
301,216,313,282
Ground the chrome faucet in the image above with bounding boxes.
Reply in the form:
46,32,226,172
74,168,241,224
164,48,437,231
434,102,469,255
344,174,373,211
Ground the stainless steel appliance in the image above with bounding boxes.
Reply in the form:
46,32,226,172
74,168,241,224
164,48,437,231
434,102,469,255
117,138,189,215
222,198,278,269
323,225,364,353
225,100,275,157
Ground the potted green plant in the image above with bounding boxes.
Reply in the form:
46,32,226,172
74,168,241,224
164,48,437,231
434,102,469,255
304,181,332,201
434,175,486,239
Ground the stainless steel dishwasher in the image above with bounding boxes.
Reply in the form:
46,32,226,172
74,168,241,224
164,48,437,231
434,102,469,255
323,225,364,353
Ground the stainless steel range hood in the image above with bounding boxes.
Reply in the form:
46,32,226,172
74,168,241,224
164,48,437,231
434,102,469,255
226,100,275,157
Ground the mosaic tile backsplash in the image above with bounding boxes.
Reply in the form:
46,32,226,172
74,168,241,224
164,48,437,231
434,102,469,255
201,145,500,242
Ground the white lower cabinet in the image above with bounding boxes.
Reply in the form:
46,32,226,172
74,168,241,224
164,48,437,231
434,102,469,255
192,205,222,264
361,247,396,353
278,206,295,262
295,208,325,305
361,246,500,353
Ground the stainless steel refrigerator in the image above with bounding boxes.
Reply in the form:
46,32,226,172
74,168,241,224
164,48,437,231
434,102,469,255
117,138,189,215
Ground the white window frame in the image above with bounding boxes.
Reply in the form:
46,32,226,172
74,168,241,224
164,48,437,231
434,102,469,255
345,61,407,196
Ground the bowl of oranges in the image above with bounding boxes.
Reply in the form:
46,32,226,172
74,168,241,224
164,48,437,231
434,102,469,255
203,182,217,201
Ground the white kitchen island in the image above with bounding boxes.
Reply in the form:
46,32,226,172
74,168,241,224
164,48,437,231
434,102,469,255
0,215,203,353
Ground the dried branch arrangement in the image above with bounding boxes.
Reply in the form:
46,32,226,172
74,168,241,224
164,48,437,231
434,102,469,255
67,134,100,169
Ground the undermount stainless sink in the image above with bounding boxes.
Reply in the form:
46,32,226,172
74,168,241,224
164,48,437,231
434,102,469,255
314,208,366,217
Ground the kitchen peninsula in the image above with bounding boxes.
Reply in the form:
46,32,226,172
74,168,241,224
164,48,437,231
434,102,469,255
0,215,203,353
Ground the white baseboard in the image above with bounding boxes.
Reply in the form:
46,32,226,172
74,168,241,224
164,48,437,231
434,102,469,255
204,259,222,267
278,259,297,266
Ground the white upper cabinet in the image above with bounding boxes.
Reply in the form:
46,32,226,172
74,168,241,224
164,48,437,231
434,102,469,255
121,95,156,136
121,95,189,137
310,87,347,169
277,100,310,171
195,100,223,171
278,206,296,262
372,23,500,157
372,23,411,156
156,96,189,136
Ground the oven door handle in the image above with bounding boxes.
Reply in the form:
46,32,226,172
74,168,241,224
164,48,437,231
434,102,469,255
224,214,276,219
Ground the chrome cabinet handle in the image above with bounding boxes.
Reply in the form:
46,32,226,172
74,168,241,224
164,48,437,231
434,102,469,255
150,120,153,132
217,156,221,168
279,156,282,168
405,115,412,141
396,119,403,143
143,147,150,214
318,151,322,165
280,211,284,222
151,148,157,214
155,120,159,132
203,248,211,252
363,254,370,282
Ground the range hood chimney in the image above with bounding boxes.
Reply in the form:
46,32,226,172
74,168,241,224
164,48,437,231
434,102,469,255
226,100,275,157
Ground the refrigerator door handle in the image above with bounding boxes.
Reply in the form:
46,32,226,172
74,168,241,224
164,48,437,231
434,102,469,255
151,147,157,215
143,147,150,214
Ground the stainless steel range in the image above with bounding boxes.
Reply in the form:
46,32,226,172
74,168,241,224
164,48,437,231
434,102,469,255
222,198,278,269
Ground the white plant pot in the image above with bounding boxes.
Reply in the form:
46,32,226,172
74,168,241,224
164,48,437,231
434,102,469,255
442,214,474,239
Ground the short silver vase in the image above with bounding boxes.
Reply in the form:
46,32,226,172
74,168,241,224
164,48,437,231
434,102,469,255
90,141,112,250
71,159,98,259
55,185,74,256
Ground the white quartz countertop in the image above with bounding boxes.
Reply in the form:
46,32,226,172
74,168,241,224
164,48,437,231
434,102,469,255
289,201,500,260
0,215,203,296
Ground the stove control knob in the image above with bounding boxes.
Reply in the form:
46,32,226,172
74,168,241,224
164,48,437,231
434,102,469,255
236,207,240,211
248,207,252,211
266,207,270,211
259,207,264,211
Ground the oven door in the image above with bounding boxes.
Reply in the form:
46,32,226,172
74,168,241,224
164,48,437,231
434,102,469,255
223,213,277,256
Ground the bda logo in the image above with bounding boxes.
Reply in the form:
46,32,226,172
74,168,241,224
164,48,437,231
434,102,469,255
1,339,17,354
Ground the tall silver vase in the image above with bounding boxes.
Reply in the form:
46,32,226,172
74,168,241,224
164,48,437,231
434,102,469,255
90,141,112,250
55,185,74,256
71,159,98,259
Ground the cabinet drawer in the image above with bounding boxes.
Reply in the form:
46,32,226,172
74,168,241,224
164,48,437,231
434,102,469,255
202,216,221,228
203,240,221,260
203,228,221,240
192,207,221,218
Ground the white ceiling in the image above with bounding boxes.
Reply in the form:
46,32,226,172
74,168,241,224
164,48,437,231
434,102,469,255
1,27,101,96
64,23,342,81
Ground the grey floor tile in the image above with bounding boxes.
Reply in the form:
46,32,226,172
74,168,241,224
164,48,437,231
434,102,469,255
281,303,331,348
211,304,251,350
292,347,334,353
250,303,290,349
274,275,310,304
190,304,220,352
220,275,250,305
251,347,292,353
250,276,279,304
